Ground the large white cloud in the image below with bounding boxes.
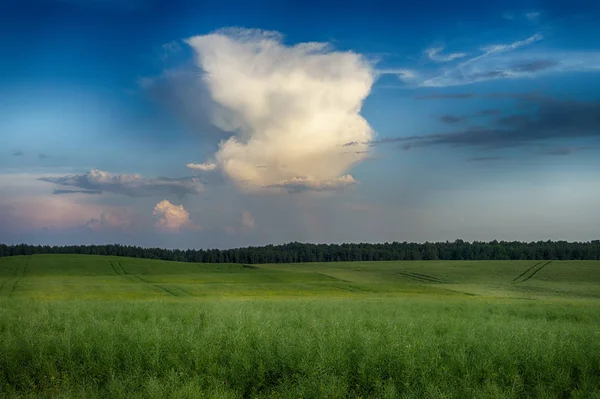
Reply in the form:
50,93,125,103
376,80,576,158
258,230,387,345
153,200,193,232
184,28,375,192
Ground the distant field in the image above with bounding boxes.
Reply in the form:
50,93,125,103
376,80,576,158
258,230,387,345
1,255,600,397
2,254,600,300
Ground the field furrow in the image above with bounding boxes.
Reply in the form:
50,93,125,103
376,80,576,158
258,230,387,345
522,261,552,282
0,256,29,296
395,271,447,284
108,260,121,276
117,260,187,297
513,261,542,282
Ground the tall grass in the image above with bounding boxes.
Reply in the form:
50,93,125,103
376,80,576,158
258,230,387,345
1,297,599,398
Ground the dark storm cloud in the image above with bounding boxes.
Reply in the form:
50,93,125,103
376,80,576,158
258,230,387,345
414,93,477,100
467,156,503,162
542,146,597,156
400,99,600,149
476,109,501,116
414,91,548,101
438,115,467,124
40,170,204,198
52,189,103,195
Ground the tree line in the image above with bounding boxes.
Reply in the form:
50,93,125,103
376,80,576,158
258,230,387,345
1,240,600,263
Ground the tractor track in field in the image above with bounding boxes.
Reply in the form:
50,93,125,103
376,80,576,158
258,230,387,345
512,261,542,282
109,259,188,297
394,271,449,284
522,261,552,282
513,261,552,283
0,256,30,297
108,260,121,276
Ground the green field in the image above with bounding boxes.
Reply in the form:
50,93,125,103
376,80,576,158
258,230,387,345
1,255,600,398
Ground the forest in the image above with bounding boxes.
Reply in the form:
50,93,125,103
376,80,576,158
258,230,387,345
1,240,600,263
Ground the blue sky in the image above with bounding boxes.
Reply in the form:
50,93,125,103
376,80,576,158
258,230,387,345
1,0,599,248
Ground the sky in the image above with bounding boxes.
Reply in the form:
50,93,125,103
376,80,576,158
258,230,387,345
1,0,600,249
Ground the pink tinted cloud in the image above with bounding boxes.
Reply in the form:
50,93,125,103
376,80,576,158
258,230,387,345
0,196,130,232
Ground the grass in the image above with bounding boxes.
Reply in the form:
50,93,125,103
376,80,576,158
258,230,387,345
1,255,600,398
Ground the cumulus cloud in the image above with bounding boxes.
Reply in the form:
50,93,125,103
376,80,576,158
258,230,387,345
425,47,467,62
39,169,203,197
186,162,217,171
184,28,375,191
85,212,130,231
153,200,193,232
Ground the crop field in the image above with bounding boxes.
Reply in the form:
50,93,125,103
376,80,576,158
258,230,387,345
1,255,600,398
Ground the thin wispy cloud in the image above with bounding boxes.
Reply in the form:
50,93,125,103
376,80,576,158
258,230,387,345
479,33,543,54
376,69,419,80
186,162,218,171
161,41,181,60
503,11,541,22
162,41,181,54
541,146,596,156
425,47,467,62
391,33,600,88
